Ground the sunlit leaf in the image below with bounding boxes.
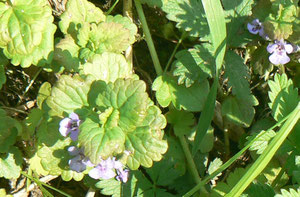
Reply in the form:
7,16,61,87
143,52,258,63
80,79,167,169
82,53,134,83
0,0,56,67
275,188,300,197
59,0,105,35
0,146,22,179
268,73,299,121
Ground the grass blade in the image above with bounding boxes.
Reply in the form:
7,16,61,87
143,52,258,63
192,0,226,155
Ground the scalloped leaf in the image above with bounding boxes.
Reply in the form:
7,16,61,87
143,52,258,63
59,0,105,35
105,15,137,45
22,108,43,140
82,53,133,83
152,74,210,112
29,153,49,176
78,22,132,60
263,0,297,40
161,0,209,38
0,108,22,153
46,75,94,117
52,35,81,72
166,108,195,136
0,146,22,179
80,78,167,169
0,189,12,197
222,0,254,47
0,0,56,67
275,188,300,197
268,73,299,121
173,44,214,87
222,51,258,127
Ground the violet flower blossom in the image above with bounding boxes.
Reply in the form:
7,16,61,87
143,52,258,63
59,112,81,141
247,19,269,40
267,39,293,65
88,157,129,183
68,146,93,172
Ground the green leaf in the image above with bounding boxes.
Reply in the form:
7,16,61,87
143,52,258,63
146,136,186,186
59,0,106,35
222,51,258,127
245,130,276,154
52,36,81,72
222,96,257,127
244,183,275,197
212,168,248,197
80,79,167,169
82,53,134,83
140,0,163,7
161,0,209,38
207,157,223,180
0,49,8,89
263,0,297,40
0,146,22,179
192,0,227,155
22,108,43,140
173,44,214,87
0,0,56,67
152,74,209,112
0,108,22,153
37,82,51,109
0,188,12,197
275,188,300,197
222,0,255,47
79,22,134,60
96,171,153,197
268,73,299,121
29,153,49,176
46,75,93,117
166,108,195,136
105,15,137,45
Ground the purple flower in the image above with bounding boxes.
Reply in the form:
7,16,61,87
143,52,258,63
116,169,129,183
88,157,116,180
59,112,81,141
247,19,269,40
88,157,129,183
267,39,293,65
68,146,93,172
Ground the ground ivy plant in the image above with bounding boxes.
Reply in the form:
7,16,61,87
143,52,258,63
0,0,299,196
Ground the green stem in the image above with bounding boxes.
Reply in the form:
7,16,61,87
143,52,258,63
134,0,163,75
106,0,120,15
123,0,133,66
18,67,42,105
224,125,230,160
21,172,71,197
225,103,300,197
164,33,186,73
179,136,208,195
183,111,293,197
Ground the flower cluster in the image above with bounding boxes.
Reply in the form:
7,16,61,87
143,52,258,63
59,113,129,183
247,19,297,65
